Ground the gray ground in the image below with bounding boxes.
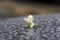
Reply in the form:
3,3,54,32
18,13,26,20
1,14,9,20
0,14,60,40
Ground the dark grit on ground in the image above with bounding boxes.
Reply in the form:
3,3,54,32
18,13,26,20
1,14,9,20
0,14,60,40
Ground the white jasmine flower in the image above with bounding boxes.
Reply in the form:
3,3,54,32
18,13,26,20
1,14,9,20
24,15,35,28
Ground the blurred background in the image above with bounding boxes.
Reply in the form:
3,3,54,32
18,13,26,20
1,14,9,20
0,0,60,18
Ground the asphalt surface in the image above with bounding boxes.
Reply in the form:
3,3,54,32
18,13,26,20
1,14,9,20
0,14,60,40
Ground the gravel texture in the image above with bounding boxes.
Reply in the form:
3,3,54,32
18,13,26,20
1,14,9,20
0,14,60,40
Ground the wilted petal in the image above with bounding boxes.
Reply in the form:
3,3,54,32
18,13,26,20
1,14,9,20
30,22,35,28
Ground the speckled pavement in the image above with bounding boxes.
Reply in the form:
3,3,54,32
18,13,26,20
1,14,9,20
0,14,60,40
